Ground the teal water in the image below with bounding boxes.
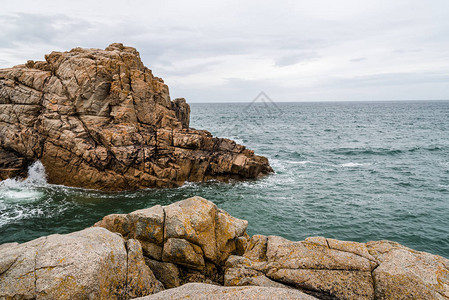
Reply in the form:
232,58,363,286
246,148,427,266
1,101,449,258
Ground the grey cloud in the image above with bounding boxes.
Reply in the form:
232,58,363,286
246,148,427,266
155,59,223,77
325,71,449,89
393,49,423,54
0,13,93,48
274,51,320,67
349,57,366,62
171,77,283,103
1,1,449,102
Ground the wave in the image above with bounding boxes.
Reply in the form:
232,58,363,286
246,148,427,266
0,161,48,201
0,161,51,227
0,161,47,188
330,145,446,156
286,160,312,165
330,148,403,156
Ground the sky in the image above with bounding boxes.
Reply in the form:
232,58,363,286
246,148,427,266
1,0,448,102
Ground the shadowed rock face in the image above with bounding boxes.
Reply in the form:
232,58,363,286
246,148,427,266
0,43,272,190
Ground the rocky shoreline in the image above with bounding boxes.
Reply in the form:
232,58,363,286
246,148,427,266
1,197,448,299
0,43,448,299
0,44,272,190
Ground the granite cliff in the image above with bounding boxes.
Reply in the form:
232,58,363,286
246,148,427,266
0,43,272,190
1,197,448,299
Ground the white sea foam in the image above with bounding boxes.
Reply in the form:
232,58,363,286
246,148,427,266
0,161,47,202
340,162,370,167
2,190,43,201
287,160,312,165
0,161,47,188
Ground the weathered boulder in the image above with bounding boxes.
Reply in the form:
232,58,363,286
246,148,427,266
0,43,272,190
94,197,449,299
225,235,376,299
164,197,218,263
135,282,318,300
367,240,449,300
225,234,449,300
94,196,250,287
0,227,163,299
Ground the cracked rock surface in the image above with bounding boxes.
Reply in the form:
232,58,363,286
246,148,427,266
0,43,272,190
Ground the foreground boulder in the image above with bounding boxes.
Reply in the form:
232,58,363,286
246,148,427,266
0,227,163,299
1,197,448,299
135,282,317,300
0,43,272,190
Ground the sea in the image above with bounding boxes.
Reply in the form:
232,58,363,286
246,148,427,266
1,100,448,258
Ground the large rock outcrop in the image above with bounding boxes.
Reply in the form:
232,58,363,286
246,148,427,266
1,197,448,299
0,43,272,190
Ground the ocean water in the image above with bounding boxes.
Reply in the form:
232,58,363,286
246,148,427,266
1,101,448,258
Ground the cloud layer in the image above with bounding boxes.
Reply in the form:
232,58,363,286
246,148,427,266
1,0,448,102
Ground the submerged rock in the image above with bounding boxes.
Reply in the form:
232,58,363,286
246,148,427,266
0,43,272,190
1,197,448,299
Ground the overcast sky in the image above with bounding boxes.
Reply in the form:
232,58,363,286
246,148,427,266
1,0,448,102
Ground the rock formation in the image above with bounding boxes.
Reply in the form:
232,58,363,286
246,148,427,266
1,197,448,299
93,196,249,287
0,43,272,190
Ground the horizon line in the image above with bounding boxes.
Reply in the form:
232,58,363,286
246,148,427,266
187,99,449,104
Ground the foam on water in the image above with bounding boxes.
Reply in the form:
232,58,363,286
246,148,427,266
286,160,312,165
0,161,49,225
0,161,47,189
340,162,370,167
